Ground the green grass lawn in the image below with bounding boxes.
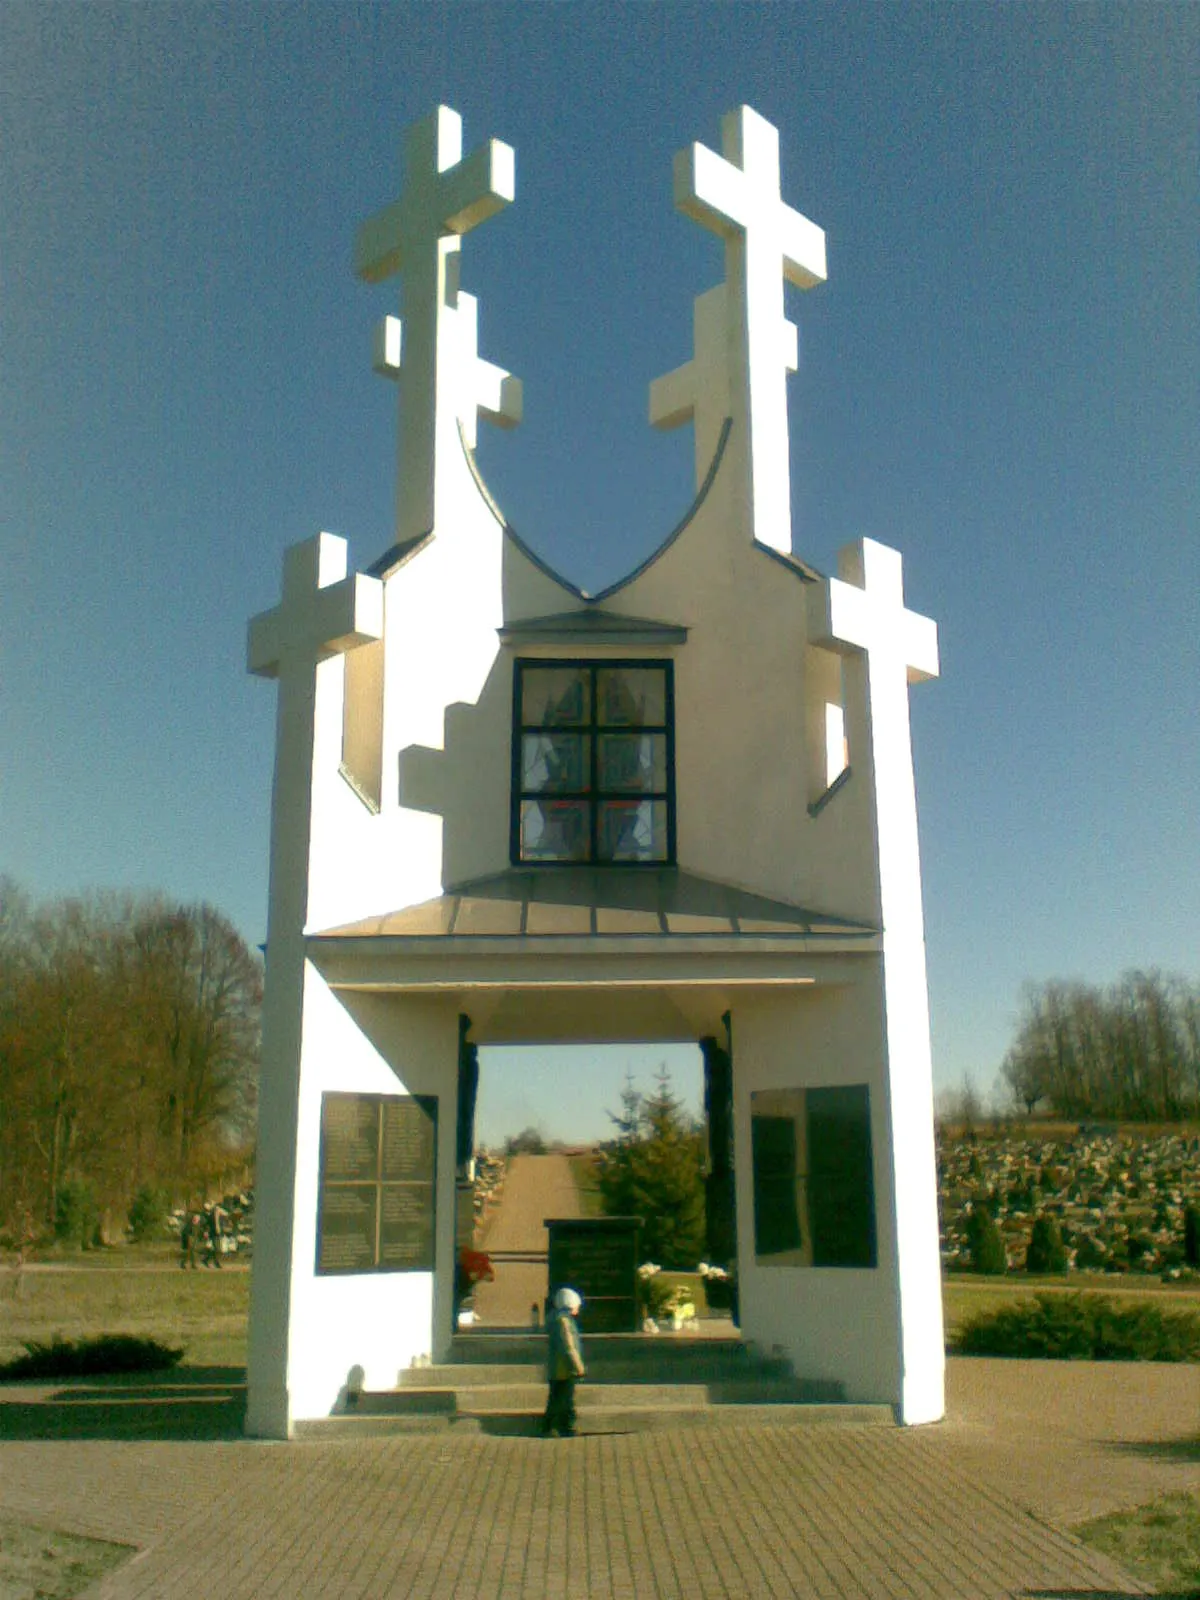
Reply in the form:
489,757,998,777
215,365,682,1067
5,1252,1200,1371
0,1250,249,1368
1076,1491,1200,1596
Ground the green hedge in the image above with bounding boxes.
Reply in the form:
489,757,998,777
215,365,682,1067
0,1334,184,1379
955,1292,1200,1362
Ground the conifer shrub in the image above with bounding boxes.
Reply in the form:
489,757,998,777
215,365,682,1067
955,1292,1200,1361
127,1185,170,1243
54,1179,100,1250
1025,1215,1068,1274
0,1335,184,1379
966,1200,1007,1275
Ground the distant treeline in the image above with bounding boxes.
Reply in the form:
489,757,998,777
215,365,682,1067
1001,972,1200,1122
0,883,261,1244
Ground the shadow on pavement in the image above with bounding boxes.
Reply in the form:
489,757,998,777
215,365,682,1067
0,1366,247,1441
1106,1435,1200,1463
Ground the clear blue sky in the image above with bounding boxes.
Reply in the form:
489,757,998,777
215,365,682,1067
1,5,1196,1136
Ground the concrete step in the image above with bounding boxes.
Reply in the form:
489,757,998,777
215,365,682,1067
399,1357,797,1388
450,1332,750,1365
298,1335,895,1437
378,1380,843,1414
297,1400,892,1439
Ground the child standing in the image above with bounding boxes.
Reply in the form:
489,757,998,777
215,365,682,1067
542,1287,586,1437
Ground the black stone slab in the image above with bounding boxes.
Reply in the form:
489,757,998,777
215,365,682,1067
546,1217,641,1333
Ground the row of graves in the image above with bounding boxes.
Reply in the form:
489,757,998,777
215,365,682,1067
938,1127,1200,1276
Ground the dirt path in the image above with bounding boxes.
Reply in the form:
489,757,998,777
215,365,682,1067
471,1154,585,1327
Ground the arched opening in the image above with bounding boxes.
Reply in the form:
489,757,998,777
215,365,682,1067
461,1041,733,1332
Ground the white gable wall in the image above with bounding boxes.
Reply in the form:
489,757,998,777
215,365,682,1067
247,104,944,1434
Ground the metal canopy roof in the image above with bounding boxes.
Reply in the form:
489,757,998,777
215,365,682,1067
314,866,877,942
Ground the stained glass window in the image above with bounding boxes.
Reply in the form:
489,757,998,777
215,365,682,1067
513,661,674,864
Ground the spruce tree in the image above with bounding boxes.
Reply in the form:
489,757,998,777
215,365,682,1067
595,1069,706,1269
1025,1214,1068,1274
966,1196,1007,1275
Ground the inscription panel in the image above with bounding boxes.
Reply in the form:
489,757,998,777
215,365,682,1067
317,1093,437,1275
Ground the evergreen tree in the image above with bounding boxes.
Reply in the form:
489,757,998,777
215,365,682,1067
1025,1214,1068,1274
595,1069,706,1269
966,1196,1008,1275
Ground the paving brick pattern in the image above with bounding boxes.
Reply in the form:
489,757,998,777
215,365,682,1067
1,1424,1149,1598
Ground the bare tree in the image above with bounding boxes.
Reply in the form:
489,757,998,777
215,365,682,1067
0,888,261,1240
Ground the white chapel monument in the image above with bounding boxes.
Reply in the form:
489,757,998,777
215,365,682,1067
245,105,945,1437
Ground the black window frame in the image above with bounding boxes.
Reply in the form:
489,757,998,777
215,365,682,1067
510,657,676,867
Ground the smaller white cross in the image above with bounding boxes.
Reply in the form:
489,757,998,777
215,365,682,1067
673,106,825,554
452,291,522,448
248,533,383,683
248,533,383,956
807,539,938,686
650,282,797,493
374,299,522,451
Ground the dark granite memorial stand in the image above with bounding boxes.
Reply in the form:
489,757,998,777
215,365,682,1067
545,1217,642,1333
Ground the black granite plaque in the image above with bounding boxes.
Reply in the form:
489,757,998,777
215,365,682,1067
546,1217,640,1333
317,1093,437,1275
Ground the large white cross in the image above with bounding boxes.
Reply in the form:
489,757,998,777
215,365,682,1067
674,106,825,554
355,107,515,541
807,536,944,1423
650,281,797,494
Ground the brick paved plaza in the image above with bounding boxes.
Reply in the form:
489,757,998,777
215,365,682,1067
7,1356,1196,1598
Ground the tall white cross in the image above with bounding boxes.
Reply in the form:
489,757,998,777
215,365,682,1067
355,107,515,542
806,536,944,1422
674,106,825,553
245,532,382,1435
650,281,797,494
